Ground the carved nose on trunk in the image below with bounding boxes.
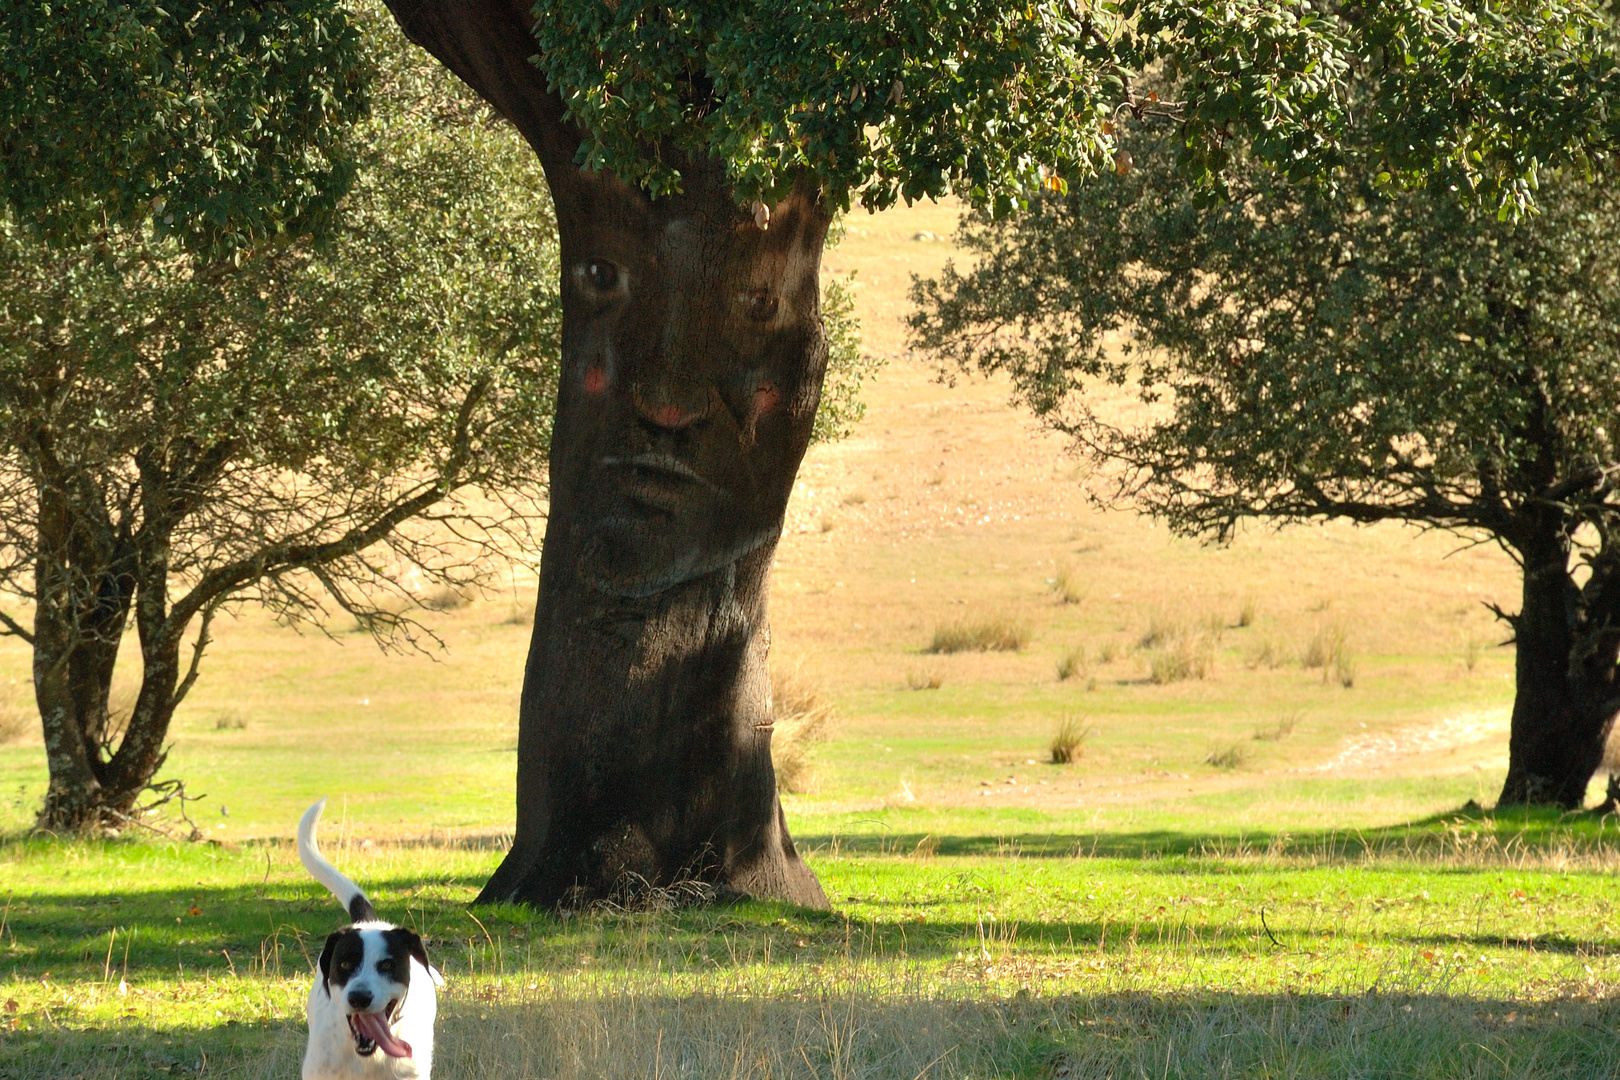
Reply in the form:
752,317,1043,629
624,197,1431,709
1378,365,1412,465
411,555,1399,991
633,386,710,430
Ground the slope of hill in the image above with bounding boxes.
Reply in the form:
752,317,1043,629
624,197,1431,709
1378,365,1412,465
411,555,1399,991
0,201,1528,840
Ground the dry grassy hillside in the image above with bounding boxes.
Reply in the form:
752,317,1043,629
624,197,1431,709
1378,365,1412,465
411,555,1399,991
0,200,1530,839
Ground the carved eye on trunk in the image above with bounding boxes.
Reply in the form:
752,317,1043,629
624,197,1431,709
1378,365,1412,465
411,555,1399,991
744,288,778,322
579,260,624,296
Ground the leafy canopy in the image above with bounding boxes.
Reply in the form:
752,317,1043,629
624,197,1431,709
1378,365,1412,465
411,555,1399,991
0,0,562,647
909,119,1620,557
1,0,368,256
529,0,1620,216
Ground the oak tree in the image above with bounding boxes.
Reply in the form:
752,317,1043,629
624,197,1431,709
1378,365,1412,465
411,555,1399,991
0,1,562,829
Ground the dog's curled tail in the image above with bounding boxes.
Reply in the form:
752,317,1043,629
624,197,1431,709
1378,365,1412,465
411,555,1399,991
298,798,377,923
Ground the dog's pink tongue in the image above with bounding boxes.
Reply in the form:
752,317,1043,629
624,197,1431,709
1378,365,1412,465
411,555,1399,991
353,1011,412,1059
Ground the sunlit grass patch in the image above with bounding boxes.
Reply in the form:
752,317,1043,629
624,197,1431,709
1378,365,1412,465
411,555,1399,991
771,665,836,794
1137,611,1222,684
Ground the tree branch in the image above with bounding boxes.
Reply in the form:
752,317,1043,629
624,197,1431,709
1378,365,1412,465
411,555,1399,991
166,374,493,632
1540,468,1605,506
0,609,35,645
168,596,222,714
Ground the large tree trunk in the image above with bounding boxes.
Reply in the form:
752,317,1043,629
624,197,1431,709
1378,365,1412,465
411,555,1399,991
386,0,829,907
1497,523,1620,808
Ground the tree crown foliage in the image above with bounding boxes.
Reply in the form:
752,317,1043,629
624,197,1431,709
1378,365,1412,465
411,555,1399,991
1,0,369,257
0,0,563,644
528,0,1620,217
909,120,1620,560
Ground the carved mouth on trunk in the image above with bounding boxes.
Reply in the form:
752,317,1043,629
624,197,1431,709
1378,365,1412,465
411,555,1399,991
600,453,717,512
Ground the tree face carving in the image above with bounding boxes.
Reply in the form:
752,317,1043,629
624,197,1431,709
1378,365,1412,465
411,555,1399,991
380,0,832,908
553,177,828,599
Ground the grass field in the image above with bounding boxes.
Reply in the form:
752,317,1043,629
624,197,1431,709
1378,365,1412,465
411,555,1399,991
2,201,1613,1079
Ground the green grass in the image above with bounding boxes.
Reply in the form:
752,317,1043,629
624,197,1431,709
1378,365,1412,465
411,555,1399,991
6,809,1620,1077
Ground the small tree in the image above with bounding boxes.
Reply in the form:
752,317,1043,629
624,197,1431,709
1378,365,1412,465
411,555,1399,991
0,3,563,829
911,121,1620,809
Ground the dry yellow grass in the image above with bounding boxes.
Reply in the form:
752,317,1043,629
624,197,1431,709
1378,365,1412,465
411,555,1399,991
771,665,837,794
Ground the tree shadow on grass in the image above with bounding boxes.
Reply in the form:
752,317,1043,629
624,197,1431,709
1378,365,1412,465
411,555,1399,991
6,876,1620,989
5,991,1620,1080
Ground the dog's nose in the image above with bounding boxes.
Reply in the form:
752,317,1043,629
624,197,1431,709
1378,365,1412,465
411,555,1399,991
347,989,373,1011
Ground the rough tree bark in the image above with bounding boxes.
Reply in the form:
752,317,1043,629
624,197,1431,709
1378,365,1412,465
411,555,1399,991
1497,514,1620,808
385,0,830,907
34,543,184,830
32,465,212,830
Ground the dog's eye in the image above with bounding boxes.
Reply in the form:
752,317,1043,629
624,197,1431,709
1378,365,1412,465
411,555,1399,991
376,960,393,974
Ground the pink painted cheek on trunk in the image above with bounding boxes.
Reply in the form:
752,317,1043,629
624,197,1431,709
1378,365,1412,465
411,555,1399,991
584,366,608,395
752,385,781,416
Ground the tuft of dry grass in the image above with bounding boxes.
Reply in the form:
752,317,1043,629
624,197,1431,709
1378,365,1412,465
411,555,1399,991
926,617,1030,654
1139,613,1219,684
1049,718,1091,763
1137,610,1175,650
213,711,248,731
770,665,836,794
1302,624,1356,687
418,584,474,612
1147,640,1213,684
1236,596,1257,628
1252,712,1301,742
1205,743,1249,769
905,669,943,690
1056,646,1087,681
1246,638,1288,669
1049,565,1087,605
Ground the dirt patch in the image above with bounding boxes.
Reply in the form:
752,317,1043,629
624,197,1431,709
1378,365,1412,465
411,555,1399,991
1306,709,1510,775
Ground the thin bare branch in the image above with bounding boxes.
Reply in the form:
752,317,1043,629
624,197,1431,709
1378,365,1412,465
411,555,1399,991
169,597,222,713
0,609,34,645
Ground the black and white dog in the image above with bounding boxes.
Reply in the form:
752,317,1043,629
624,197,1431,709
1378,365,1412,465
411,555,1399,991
299,798,442,1080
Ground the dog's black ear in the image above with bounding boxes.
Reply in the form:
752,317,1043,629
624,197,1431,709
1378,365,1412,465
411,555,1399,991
390,927,431,974
318,931,343,995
